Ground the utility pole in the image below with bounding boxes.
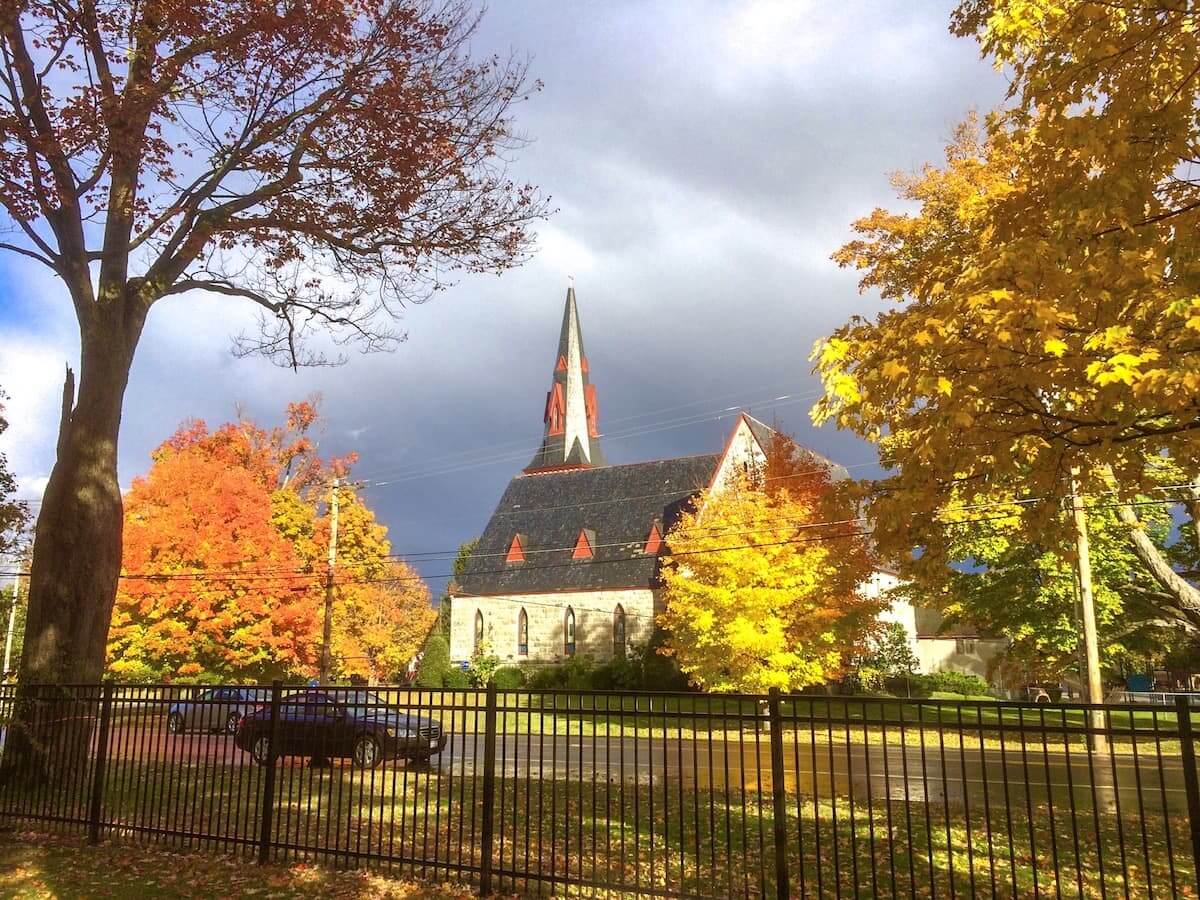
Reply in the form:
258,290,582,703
319,477,340,684
1070,468,1108,754
2,570,19,677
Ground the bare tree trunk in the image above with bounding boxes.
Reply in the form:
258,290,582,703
1114,501,1200,626
2,305,144,782
1185,479,1200,555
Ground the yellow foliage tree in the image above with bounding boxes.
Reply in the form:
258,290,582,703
814,2,1200,620
658,440,878,693
315,489,435,682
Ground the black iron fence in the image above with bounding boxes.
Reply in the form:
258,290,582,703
1,683,1198,898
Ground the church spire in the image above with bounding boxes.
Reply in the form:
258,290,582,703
525,284,606,472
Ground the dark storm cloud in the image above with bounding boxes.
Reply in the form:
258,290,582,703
0,1,1005,586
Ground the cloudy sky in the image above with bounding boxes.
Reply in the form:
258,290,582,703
0,1,1005,588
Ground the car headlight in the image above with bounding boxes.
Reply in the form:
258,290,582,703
386,727,415,738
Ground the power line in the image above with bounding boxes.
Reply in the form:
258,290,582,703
345,386,821,485
0,494,1185,588
353,393,824,488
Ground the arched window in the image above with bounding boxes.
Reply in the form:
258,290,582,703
613,605,626,658
518,608,529,657
564,606,576,656
474,609,485,652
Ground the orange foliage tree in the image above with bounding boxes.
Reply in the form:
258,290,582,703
108,403,433,682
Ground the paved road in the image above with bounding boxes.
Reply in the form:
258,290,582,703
101,719,1188,815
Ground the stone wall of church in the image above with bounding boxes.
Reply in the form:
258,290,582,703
448,589,657,665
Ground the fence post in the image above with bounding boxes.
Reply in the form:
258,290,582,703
257,680,283,865
1176,696,1200,895
479,681,498,896
87,681,113,844
768,688,790,900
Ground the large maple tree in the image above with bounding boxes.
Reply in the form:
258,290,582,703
1,2,546,688
813,2,1200,628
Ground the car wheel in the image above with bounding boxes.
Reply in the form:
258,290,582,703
224,711,241,735
167,712,184,735
353,734,382,769
251,735,272,766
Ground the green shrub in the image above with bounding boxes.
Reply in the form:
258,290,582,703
415,634,451,689
513,636,691,693
467,639,500,687
634,629,691,691
523,656,595,690
442,667,471,689
560,656,595,690
903,671,992,699
524,664,565,690
591,655,639,690
492,666,526,690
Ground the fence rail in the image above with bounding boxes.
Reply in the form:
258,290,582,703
1,683,1198,898
1114,690,1200,707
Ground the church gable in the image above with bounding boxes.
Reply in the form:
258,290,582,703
707,412,849,497
708,413,771,495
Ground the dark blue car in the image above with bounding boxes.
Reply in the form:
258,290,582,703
233,689,447,768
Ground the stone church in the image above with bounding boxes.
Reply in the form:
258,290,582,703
446,286,836,666
446,286,1008,681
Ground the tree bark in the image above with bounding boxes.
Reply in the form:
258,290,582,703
1114,501,1200,628
1186,479,1200,555
1,301,146,782
23,312,143,684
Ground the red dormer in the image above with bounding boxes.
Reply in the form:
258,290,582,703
572,528,595,560
643,521,664,555
506,534,527,564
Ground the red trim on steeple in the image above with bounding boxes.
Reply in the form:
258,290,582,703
585,384,598,438
555,354,568,372
545,383,565,436
572,529,594,560
643,523,664,555
581,356,589,373
506,535,526,563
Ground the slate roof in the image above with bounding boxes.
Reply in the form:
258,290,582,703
454,454,721,596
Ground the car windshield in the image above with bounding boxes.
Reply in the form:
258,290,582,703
341,691,394,718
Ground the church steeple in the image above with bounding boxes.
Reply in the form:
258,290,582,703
525,284,606,472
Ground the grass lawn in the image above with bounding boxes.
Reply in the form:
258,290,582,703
0,830,481,899
2,751,1191,898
